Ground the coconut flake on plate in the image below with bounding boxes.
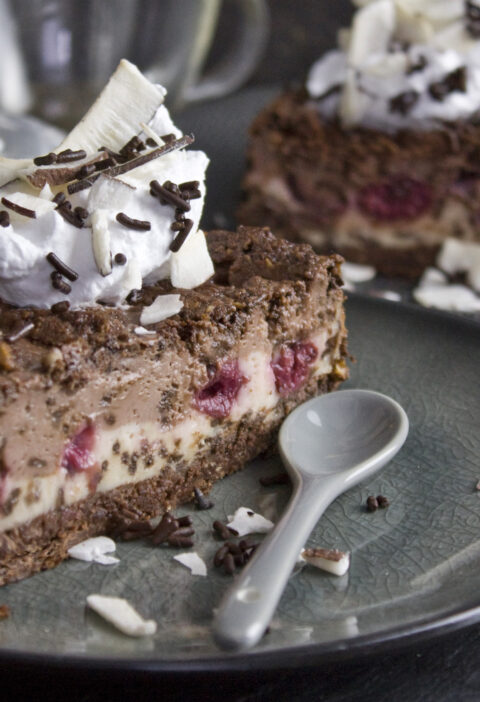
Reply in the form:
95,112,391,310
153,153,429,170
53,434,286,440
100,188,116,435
437,238,480,292
300,547,350,576
173,552,207,576
341,261,377,284
226,507,274,537
140,293,183,325
86,594,157,637
68,536,119,565
134,326,157,336
413,283,480,312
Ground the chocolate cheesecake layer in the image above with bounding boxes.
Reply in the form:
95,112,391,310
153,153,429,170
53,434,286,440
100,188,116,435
238,90,480,278
0,226,348,585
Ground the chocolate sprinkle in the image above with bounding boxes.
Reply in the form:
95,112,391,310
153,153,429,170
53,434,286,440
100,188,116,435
50,272,71,294
33,152,57,166
1,197,36,219
52,192,66,207
46,252,79,282
150,180,191,212
0,211,10,227
116,212,151,231
389,90,419,115
429,66,467,101
169,219,193,252
56,149,87,164
114,252,127,265
50,300,70,313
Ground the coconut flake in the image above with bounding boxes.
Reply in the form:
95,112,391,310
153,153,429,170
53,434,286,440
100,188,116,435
173,552,207,576
170,229,214,289
437,238,480,292
134,325,156,336
226,507,274,537
418,266,448,288
86,594,157,637
413,283,480,312
301,547,350,576
341,261,376,283
140,293,183,325
91,209,112,276
68,536,119,565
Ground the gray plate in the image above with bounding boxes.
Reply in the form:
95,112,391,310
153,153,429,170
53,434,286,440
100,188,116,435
0,293,479,672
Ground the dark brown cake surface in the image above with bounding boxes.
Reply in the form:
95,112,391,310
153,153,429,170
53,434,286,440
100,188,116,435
238,90,480,277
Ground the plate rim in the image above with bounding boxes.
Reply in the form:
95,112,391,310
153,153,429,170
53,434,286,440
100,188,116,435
1,293,479,674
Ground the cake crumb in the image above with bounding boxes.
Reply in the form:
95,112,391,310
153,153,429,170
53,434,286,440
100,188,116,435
0,604,10,620
301,547,350,576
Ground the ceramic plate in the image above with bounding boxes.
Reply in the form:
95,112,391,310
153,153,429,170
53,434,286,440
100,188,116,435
0,294,479,673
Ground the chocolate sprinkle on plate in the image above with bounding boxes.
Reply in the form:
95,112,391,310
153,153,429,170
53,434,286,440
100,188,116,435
116,212,151,231
0,211,10,227
1,197,36,219
46,252,79,282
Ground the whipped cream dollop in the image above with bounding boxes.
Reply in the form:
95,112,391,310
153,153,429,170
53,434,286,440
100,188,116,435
0,60,213,308
307,0,480,130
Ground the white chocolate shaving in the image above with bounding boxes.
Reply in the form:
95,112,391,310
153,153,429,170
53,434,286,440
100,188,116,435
341,261,377,283
91,210,112,276
301,547,350,576
68,536,119,565
140,293,183,325
86,594,157,637
173,552,207,576
227,507,274,537
170,228,214,289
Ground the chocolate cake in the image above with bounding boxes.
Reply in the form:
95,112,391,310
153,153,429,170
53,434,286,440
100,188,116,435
0,225,348,585
238,1,480,278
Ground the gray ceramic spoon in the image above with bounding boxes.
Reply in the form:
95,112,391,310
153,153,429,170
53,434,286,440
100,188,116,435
213,388,409,651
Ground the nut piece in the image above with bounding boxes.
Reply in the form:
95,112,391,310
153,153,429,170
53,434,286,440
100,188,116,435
42,347,64,373
0,342,15,371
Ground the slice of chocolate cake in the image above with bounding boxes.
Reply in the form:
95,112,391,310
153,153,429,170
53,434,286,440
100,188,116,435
0,226,347,585
0,60,348,585
238,1,480,278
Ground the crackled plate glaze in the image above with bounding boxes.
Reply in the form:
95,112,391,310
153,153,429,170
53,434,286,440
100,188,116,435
0,294,479,672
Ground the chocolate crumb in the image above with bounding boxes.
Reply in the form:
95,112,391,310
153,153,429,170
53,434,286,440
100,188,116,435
377,494,390,508
366,495,379,512
194,487,214,510
259,471,289,487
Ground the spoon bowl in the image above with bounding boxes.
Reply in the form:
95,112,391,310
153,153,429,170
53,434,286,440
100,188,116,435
213,389,409,651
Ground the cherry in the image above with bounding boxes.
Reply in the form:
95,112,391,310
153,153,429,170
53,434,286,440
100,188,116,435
61,423,96,474
271,341,318,396
357,175,432,221
194,360,248,418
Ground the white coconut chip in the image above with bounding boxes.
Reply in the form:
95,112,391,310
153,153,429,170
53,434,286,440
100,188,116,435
140,293,183,325
134,326,157,336
413,283,480,313
341,261,376,283
437,238,480,293
86,594,157,637
68,536,119,565
170,229,214,289
226,507,274,538
173,552,207,577
300,547,350,576
417,266,448,288
90,209,112,276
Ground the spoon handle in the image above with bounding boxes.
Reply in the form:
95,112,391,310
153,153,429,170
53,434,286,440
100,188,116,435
213,478,337,651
